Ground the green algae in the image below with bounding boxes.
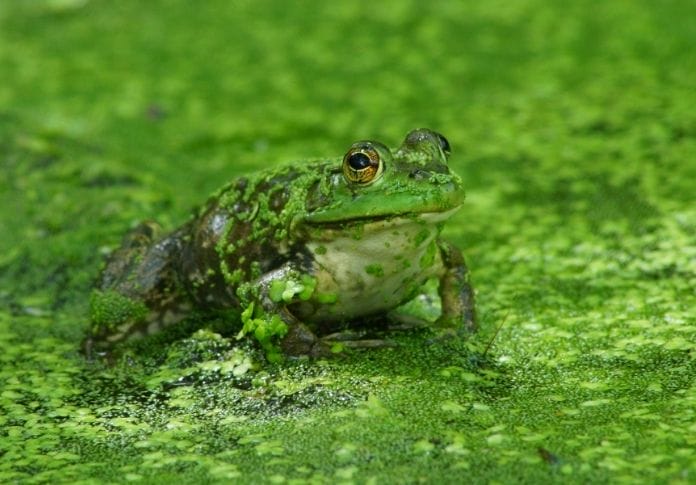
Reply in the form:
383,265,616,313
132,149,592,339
90,290,149,332
1,0,695,483
238,302,288,363
364,264,385,278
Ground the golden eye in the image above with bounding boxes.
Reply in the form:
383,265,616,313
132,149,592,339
342,144,384,185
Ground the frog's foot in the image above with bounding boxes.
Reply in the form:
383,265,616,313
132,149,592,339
98,220,163,290
280,326,396,358
437,241,477,334
385,312,431,331
81,332,127,365
280,321,321,356
425,321,474,347
81,335,103,362
321,331,397,351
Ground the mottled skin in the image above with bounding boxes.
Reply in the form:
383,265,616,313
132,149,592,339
84,129,476,358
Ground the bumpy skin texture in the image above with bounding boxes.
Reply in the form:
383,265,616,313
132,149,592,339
84,129,476,359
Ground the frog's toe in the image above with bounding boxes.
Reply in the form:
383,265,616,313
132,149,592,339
321,330,367,341
81,335,95,359
426,325,472,346
280,322,321,356
81,336,117,365
435,314,476,334
385,312,431,331
308,340,336,358
320,333,397,352
338,339,397,349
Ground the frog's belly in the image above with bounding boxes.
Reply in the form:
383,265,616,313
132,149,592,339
299,214,448,323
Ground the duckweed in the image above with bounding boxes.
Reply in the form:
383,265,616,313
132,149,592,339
1,0,695,483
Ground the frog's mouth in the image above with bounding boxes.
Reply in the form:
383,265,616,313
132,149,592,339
303,206,461,229
303,185,464,226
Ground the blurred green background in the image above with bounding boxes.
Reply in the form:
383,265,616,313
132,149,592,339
1,0,694,483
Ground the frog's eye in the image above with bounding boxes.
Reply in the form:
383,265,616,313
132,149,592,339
402,129,451,161
435,133,451,158
342,144,384,185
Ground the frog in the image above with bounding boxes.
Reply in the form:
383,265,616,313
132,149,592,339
84,128,476,361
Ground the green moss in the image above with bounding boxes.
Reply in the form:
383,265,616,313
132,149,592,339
364,263,384,277
418,240,437,270
316,292,338,304
89,290,148,331
268,274,317,303
0,0,695,483
237,303,288,362
268,280,286,303
413,228,431,247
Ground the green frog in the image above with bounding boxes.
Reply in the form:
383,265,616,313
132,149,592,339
85,128,476,360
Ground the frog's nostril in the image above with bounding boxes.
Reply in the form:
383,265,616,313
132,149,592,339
409,169,428,180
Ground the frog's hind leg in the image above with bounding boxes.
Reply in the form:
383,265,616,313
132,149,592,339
96,221,162,289
84,222,191,357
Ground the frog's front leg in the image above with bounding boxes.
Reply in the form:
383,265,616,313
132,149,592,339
436,240,477,334
238,263,330,358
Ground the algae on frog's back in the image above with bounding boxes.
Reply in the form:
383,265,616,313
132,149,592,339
365,263,384,277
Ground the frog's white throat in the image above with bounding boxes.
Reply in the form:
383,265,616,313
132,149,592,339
300,207,460,323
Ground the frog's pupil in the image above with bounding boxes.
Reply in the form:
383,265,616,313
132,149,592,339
436,134,451,155
348,152,372,170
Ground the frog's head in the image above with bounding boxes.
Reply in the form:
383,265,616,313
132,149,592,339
303,128,463,225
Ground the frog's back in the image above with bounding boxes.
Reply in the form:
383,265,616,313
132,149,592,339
176,162,331,308
86,163,326,354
